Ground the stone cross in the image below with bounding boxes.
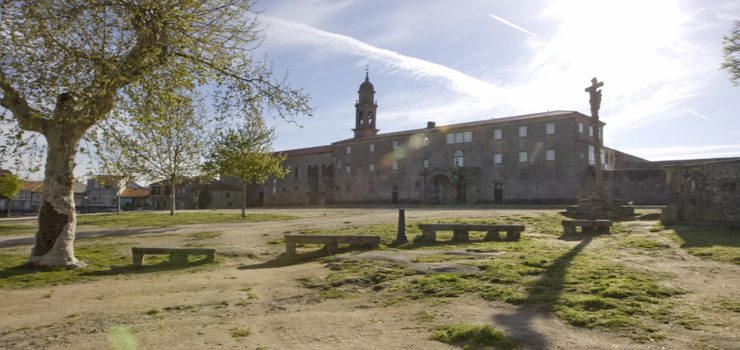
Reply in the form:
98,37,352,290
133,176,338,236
584,77,604,118
585,77,607,203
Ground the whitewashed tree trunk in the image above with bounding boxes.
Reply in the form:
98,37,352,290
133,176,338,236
241,183,247,219
30,124,85,268
170,180,176,216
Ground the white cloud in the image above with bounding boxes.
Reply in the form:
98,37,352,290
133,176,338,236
262,15,506,102
618,144,740,161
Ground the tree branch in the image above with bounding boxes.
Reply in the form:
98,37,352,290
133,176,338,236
0,71,45,133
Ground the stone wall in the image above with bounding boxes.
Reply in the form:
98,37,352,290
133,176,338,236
606,169,666,205
661,159,740,227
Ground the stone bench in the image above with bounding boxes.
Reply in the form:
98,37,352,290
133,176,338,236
284,234,381,256
417,223,525,242
561,220,613,235
131,247,216,266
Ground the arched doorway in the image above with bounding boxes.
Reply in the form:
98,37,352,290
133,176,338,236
430,174,453,204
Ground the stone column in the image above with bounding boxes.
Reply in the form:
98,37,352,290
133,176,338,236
394,208,408,244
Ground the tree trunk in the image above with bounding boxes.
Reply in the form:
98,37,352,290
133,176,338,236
30,125,85,268
170,180,176,216
241,183,247,219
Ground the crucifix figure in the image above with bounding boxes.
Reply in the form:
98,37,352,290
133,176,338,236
584,77,607,204
584,77,604,117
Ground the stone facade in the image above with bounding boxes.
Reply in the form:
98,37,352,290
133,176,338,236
661,159,740,227
257,74,636,205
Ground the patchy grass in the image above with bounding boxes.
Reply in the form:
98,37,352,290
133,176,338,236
230,327,251,338
305,217,687,341
430,324,519,350
662,225,740,264
621,235,670,251
187,231,223,240
416,310,435,323
302,212,566,247
297,259,414,300
78,211,298,228
0,222,36,237
0,241,216,289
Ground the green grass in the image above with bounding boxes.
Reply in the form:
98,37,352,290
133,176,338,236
230,327,251,338
0,222,36,237
302,214,688,341
430,324,519,350
621,235,670,251
0,241,216,289
77,211,298,228
662,225,740,264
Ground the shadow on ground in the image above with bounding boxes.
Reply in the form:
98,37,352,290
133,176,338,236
669,224,740,248
0,227,173,248
494,236,593,349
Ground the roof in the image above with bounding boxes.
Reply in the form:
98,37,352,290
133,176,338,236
203,179,241,191
22,181,44,192
331,110,600,145
276,145,333,157
120,187,150,198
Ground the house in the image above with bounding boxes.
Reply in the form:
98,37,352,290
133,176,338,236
85,176,125,212
149,178,242,210
120,187,150,211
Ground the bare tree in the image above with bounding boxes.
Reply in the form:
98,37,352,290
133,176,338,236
0,1,312,268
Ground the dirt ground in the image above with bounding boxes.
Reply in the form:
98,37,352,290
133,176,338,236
0,208,738,350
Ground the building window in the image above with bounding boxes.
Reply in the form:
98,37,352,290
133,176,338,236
546,123,555,134
345,183,351,192
294,166,299,179
423,159,429,168
494,153,503,164
446,131,472,144
453,150,464,167
369,143,375,152
392,161,398,170
546,149,556,161
494,129,502,140
369,163,375,172
346,146,351,154
589,126,593,136
345,165,351,173
519,151,528,163
579,122,584,133
519,126,527,137
588,145,595,165
225,192,231,198
392,141,399,149
423,135,430,146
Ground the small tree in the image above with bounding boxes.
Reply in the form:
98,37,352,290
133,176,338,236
96,95,206,216
721,21,740,85
0,173,24,217
204,117,287,218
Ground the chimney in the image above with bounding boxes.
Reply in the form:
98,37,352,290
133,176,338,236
427,121,436,129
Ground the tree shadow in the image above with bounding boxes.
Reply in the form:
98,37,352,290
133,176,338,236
82,258,215,276
237,245,367,270
493,236,593,349
669,224,740,248
0,227,172,248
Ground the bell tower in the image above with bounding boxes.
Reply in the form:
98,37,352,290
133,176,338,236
353,69,379,138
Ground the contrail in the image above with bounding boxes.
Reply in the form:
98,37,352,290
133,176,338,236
489,14,539,38
682,107,711,121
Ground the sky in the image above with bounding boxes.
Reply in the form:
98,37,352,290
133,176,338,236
255,0,740,161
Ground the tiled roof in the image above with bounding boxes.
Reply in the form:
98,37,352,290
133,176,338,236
22,181,44,192
120,187,150,198
276,145,333,157
331,110,600,144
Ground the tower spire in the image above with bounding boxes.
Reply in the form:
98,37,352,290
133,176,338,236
353,69,378,138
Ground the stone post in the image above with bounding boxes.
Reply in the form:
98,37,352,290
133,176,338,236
394,208,408,244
